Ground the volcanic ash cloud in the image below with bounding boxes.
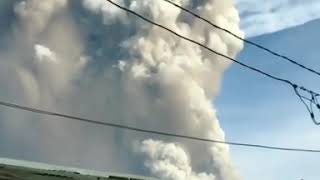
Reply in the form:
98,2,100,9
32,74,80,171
0,0,243,179
93,0,244,179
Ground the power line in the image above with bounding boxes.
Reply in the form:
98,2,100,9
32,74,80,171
1,100,320,153
105,0,320,125
162,0,320,77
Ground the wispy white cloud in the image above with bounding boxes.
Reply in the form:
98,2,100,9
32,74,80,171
235,0,320,37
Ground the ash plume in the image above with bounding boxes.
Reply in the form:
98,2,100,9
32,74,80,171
0,0,243,179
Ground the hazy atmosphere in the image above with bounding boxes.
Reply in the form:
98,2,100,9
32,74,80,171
0,0,319,180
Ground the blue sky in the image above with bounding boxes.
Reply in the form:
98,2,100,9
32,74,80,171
217,18,320,180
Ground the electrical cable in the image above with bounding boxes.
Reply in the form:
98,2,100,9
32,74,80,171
0,100,320,153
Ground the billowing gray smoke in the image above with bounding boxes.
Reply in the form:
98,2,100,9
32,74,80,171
0,0,244,179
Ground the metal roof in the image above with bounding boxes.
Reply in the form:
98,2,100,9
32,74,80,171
0,158,154,180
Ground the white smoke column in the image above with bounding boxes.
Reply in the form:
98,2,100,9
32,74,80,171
1,0,243,178
106,0,243,179
83,0,244,178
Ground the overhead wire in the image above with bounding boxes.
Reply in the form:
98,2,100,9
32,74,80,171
162,0,320,77
0,100,320,153
294,88,320,125
105,0,320,125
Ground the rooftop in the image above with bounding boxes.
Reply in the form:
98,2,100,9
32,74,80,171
0,158,154,180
